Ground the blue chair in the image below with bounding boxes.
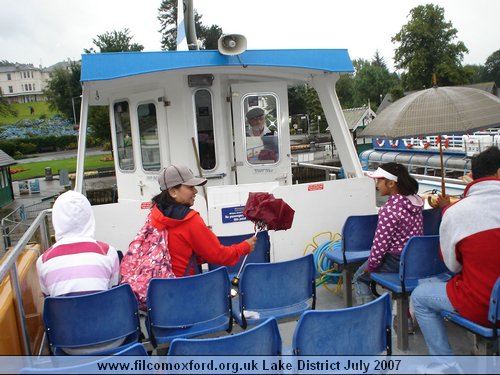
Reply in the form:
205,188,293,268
423,208,442,235
325,209,442,308
323,214,378,307
208,230,271,279
370,235,450,351
232,254,316,329
146,267,232,348
292,293,392,355
43,284,140,355
19,343,148,374
168,317,282,355
441,276,500,355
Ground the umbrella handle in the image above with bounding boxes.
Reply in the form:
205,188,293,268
232,228,262,284
234,254,249,280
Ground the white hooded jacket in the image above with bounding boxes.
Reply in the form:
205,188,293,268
36,190,119,296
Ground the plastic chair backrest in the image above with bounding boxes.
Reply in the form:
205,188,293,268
293,293,392,355
146,267,232,346
238,254,316,320
400,235,447,281
488,277,500,326
423,208,442,235
43,284,140,355
208,231,270,273
342,214,378,252
19,344,148,374
168,317,282,355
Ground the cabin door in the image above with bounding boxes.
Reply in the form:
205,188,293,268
230,82,291,185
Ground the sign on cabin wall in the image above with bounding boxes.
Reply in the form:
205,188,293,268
221,206,247,224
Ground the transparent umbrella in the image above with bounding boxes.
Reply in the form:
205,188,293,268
360,86,500,195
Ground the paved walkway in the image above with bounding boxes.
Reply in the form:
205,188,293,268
16,147,110,164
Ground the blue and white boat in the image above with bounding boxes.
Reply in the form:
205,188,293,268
0,1,496,369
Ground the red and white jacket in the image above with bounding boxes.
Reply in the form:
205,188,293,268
440,178,500,326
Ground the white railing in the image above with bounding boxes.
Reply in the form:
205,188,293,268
0,209,52,356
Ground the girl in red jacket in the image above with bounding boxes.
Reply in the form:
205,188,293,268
151,165,256,276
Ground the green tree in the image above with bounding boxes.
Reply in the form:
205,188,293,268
371,50,387,69
304,85,328,133
43,61,81,120
485,49,500,86
288,85,308,116
88,106,111,143
336,73,355,108
84,29,144,53
0,87,17,117
158,0,223,50
464,64,489,84
352,54,399,111
392,4,469,90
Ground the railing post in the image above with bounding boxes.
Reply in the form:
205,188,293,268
39,214,50,250
2,225,10,254
10,267,32,355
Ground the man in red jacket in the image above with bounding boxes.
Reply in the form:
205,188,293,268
412,146,500,356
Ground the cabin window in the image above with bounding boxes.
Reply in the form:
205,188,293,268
114,101,135,171
243,94,279,165
194,89,216,170
138,103,161,171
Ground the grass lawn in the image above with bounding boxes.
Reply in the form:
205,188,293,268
10,154,114,181
0,102,60,125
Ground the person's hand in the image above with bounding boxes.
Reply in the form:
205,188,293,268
245,236,257,252
429,194,451,209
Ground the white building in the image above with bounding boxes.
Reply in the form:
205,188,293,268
0,64,51,103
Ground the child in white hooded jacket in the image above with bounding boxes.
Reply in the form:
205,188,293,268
36,190,119,297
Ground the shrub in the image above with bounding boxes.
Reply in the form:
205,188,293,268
18,142,37,155
13,151,24,159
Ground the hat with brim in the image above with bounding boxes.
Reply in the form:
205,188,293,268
159,165,208,190
366,167,398,182
246,107,265,121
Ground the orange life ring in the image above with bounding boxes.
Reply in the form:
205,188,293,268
389,139,399,148
436,135,450,149
444,136,449,148
420,136,431,149
376,138,385,147
403,138,413,149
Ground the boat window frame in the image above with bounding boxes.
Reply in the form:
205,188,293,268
113,100,135,172
137,101,161,172
241,92,280,166
193,88,217,171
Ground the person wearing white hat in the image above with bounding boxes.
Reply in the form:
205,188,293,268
354,163,424,305
141,165,256,277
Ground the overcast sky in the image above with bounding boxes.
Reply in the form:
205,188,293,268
1,0,499,71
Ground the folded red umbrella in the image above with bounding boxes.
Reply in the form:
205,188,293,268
231,192,295,287
243,192,295,231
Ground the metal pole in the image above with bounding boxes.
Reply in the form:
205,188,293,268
439,136,446,197
71,97,77,125
10,266,32,355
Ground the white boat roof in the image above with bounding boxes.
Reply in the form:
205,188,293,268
80,49,353,82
